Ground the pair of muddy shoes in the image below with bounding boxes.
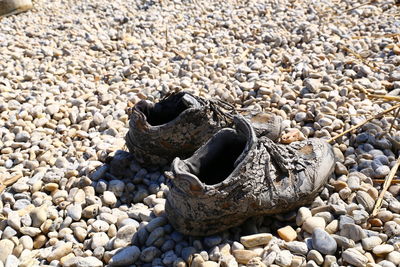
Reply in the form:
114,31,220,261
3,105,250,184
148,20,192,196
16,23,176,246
126,92,335,236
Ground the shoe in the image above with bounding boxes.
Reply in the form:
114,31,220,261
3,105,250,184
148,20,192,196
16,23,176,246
125,92,283,168
164,116,335,236
0,0,32,17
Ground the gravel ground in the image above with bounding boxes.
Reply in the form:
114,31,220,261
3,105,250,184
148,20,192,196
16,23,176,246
1,0,400,266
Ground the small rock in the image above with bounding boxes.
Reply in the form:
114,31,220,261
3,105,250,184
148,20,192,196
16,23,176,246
30,207,47,228
91,232,109,250
296,207,312,226
5,255,19,267
356,191,375,212
67,204,82,221
0,239,15,262
63,256,103,267
203,236,221,248
311,228,337,255
46,242,73,262
302,217,326,234
342,248,368,267
114,224,137,248
387,251,400,265
277,226,297,242
109,245,140,266
102,191,117,206
285,241,308,255
240,233,273,248
372,244,394,257
275,250,293,267
232,250,258,264
361,236,382,251
140,246,161,263
307,250,323,265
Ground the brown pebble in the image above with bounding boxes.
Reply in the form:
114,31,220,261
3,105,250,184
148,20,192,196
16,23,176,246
33,235,47,249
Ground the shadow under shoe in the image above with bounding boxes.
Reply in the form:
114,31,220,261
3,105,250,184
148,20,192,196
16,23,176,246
125,92,284,169
165,116,335,236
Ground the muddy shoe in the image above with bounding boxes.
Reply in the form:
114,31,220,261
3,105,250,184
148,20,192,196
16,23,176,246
0,0,32,17
125,92,283,168
165,116,335,236
125,92,234,168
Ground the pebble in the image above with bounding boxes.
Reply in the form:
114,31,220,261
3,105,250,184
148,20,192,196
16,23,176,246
91,232,109,250
102,191,117,206
307,250,323,265
285,241,309,255
275,250,293,267
296,207,312,226
342,248,368,267
240,233,272,248
63,256,103,267
140,246,161,263
362,236,383,251
311,228,337,255
356,191,375,212
4,255,19,267
46,242,73,262
232,250,258,264
109,245,140,266
277,226,297,242
302,217,326,234
372,244,394,257
0,240,15,263
30,206,47,227
67,204,82,221
113,225,137,248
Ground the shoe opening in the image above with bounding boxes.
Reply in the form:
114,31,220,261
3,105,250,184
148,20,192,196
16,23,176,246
138,93,195,126
187,129,247,185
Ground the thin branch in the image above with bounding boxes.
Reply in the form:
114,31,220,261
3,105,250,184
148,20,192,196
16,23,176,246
371,155,400,217
327,103,400,144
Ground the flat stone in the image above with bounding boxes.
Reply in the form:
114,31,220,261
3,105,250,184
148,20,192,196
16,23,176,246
240,233,273,248
361,236,382,251
63,256,103,267
372,244,394,257
285,241,308,255
340,223,366,242
302,217,326,234
275,250,293,267
387,251,400,265
114,224,137,248
46,242,73,262
307,250,323,265
356,191,375,212
277,226,297,242
232,250,258,264
0,240,15,263
5,255,19,267
20,226,41,237
311,228,337,255
109,245,140,266
342,248,368,267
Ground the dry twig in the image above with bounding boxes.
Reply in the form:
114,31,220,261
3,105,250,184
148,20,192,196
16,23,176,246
371,155,400,217
328,103,400,144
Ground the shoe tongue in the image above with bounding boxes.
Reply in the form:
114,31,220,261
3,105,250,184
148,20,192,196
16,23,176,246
180,94,201,109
